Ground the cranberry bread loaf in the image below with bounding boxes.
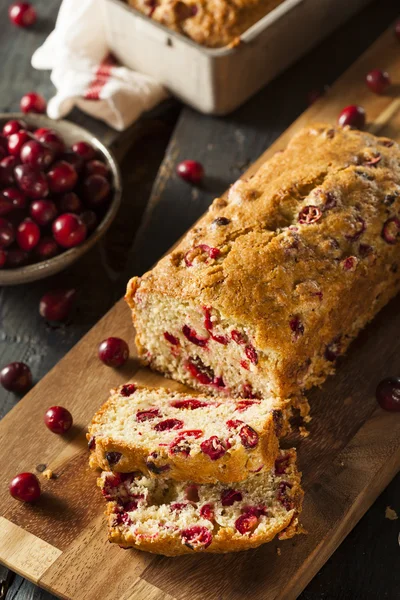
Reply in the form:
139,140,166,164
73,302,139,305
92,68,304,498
126,124,400,399
99,448,303,555
88,383,287,483
127,0,284,48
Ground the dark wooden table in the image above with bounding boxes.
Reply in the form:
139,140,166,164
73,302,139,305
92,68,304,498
1,1,399,599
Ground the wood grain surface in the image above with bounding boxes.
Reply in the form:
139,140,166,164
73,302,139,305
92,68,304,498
1,14,400,600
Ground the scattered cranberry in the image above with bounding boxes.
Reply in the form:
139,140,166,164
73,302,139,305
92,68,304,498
298,205,322,224
30,200,57,227
366,69,391,95
199,504,215,521
44,405,73,434
85,159,110,178
36,237,59,260
48,161,78,194
181,526,212,550
182,324,208,347
136,408,161,422
0,361,32,393
52,213,87,248
20,92,46,114
245,344,258,365
154,418,183,431
2,187,27,209
9,472,40,502
14,164,49,198
376,377,400,412
221,488,243,506
17,218,40,251
79,210,97,232
98,337,129,367
8,2,36,27
82,174,110,207
235,512,258,534
239,424,259,448
0,218,15,248
20,140,54,169
170,398,207,409
72,141,96,161
59,192,82,214
176,160,204,184
200,436,227,460
381,217,400,244
3,119,27,137
120,383,136,397
338,105,366,129
39,288,77,322
8,130,31,157
35,130,65,156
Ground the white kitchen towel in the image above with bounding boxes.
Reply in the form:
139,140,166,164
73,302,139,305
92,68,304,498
31,0,168,131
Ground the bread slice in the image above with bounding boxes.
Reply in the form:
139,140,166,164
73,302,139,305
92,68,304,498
88,383,289,483
98,448,303,555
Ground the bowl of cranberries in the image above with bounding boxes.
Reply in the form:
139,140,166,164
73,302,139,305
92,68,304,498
0,113,121,284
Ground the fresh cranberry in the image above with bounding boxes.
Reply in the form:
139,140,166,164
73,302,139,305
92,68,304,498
199,504,214,521
85,159,110,178
39,288,77,322
2,187,27,209
14,164,48,198
120,383,136,397
182,324,208,347
98,337,129,367
48,161,78,194
34,127,52,138
298,205,322,224
72,141,96,161
8,130,31,156
0,250,6,268
8,2,36,27
164,331,180,346
154,418,183,432
6,248,28,267
0,135,8,157
376,377,400,412
170,398,207,409
239,424,259,448
44,405,73,434
9,472,40,502
0,218,15,248
52,213,87,248
3,119,27,137
36,237,59,260
181,526,212,550
0,157,19,186
35,130,65,156
79,210,97,233
17,219,40,251
136,408,161,422
338,105,366,129
30,200,57,226
235,512,258,534
200,436,227,460
82,174,110,207
221,489,243,506
366,69,391,94
382,217,400,244
58,192,82,214
20,140,54,169
0,194,13,216
0,361,32,393
20,92,46,114
61,151,84,174
176,160,204,184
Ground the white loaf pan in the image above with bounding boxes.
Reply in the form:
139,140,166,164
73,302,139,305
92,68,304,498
102,0,372,115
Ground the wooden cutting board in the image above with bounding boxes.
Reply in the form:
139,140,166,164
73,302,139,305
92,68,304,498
1,23,400,600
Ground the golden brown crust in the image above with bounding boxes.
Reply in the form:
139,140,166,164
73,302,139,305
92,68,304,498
127,0,285,48
126,124,400,398
88,384,285,483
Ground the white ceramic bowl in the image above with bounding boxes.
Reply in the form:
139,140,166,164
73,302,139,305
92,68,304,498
0,113,122,285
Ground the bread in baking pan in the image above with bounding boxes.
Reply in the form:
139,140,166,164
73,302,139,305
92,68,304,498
127,0,285,48
126,124,400,399
98,448,303,555
88,383,289,483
